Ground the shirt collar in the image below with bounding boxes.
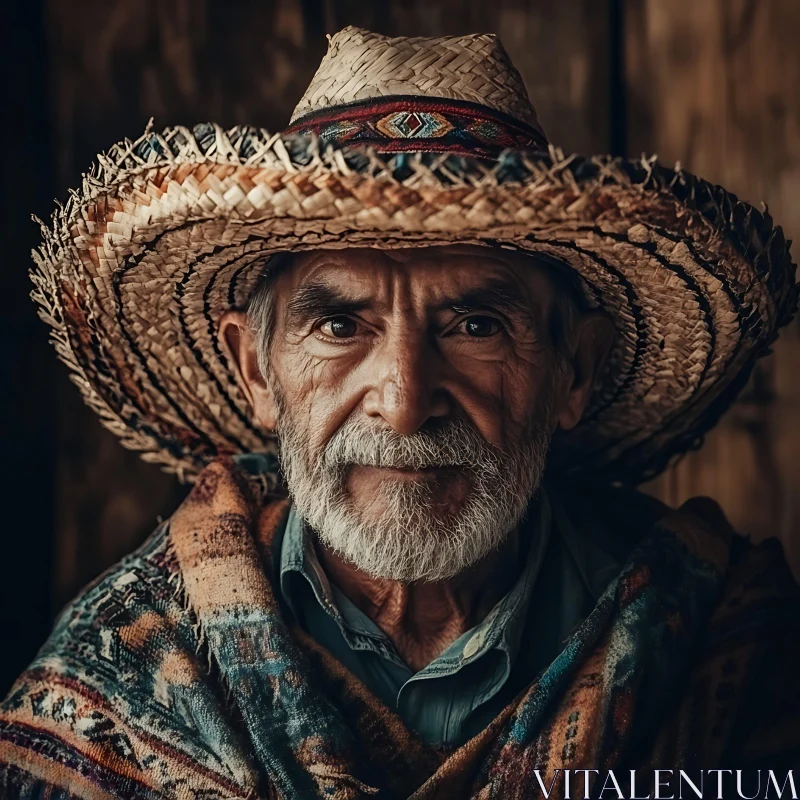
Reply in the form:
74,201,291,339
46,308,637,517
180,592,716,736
279,504,342,624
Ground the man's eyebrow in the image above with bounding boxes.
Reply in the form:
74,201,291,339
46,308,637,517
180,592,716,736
286,282,369,325
284,277,535,326
439,279,533,321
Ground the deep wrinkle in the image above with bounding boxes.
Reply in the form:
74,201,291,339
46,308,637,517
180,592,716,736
285,274,537,336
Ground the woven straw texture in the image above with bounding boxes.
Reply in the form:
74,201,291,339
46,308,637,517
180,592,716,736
28,27,798,485
290,26,545,137
30,123,797,484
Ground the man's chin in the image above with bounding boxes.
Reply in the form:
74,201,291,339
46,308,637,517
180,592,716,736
307,483,522,581
317,509,508,582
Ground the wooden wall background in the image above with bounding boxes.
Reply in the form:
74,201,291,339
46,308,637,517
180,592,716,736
629,0,800,574
3,0,799,691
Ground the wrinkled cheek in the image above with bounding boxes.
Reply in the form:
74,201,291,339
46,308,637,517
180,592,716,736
277,354,337,424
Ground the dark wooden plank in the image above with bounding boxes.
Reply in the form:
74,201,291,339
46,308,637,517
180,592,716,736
626,0,800,574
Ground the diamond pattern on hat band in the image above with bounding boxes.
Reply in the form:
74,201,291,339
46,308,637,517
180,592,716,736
375,111,454,139
285,95,548,158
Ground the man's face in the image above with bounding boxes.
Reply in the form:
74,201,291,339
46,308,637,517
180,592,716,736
230,245,602,581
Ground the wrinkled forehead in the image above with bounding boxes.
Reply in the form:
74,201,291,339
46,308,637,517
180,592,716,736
272,245,567,306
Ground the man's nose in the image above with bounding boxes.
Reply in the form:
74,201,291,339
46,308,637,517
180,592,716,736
362,328,451,435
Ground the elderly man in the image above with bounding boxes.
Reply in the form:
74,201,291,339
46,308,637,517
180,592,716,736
2,26,799,800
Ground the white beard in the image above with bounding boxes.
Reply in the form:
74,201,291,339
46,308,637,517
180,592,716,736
273,394,554,582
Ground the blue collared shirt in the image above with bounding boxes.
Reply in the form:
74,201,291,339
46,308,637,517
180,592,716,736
278,488,623,747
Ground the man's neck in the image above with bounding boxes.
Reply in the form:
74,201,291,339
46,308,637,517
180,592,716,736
314,528,524,672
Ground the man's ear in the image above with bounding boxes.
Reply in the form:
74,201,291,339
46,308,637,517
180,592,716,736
556,311,615,432
217,310,278,431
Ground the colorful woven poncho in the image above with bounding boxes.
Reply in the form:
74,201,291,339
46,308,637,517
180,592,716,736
1,458,799,799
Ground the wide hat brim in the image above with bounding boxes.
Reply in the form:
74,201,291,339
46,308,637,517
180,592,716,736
31,123,797,485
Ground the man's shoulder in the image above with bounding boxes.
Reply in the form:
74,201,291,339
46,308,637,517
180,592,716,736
661,491,800,601
0,522,255,798
18,522,190,685
677,502,800,769
566,481,800,766
556,478,799,590
0,522,200,717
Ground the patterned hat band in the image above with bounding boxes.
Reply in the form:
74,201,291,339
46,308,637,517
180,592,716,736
284,95,549,158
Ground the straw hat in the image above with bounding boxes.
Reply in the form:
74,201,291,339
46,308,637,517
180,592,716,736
31,26,798,485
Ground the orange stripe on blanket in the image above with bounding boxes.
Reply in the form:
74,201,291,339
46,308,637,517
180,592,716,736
0,708,155,790
1,674,247,796
0,734,148,800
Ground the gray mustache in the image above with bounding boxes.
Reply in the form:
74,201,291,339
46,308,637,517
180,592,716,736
321,419,500,471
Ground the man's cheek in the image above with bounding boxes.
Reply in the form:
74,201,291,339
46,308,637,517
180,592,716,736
454,363,535,451
283,382,346,461
276,356,327,420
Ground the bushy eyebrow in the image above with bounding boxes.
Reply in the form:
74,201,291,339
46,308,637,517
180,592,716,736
440,278,533,322
284,277,534,328
286,283,370,327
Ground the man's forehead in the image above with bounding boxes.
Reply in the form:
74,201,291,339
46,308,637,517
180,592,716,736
277,245,556,294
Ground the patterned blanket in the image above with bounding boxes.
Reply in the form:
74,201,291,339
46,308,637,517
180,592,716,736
1,458,799,799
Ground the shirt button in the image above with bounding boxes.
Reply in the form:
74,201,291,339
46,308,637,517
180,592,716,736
463,631,485,660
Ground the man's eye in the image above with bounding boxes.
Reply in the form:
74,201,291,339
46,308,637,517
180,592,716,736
319,316,359,338
459,316,502,337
